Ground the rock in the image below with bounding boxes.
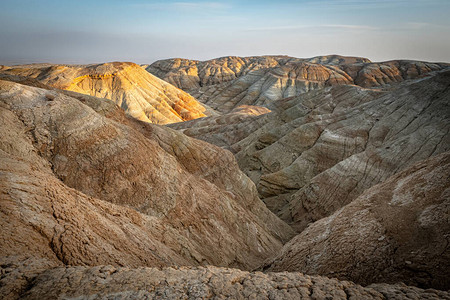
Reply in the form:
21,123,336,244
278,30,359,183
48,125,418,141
306,54,371,65
262,152,450,290
2,263,448,300
146,55,449,113
0,62,211,124
0,79,294,272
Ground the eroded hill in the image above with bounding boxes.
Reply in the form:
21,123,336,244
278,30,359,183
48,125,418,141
0,62,210,124
1,58,449,298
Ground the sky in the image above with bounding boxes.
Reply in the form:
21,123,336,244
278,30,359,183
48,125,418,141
1,0,450,65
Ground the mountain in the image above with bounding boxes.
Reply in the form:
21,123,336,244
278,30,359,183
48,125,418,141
0,62,210,124
0,79,294,273
145,55,371,91
146,55,449,113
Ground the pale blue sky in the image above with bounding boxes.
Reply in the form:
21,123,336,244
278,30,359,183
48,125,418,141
1,0,449,64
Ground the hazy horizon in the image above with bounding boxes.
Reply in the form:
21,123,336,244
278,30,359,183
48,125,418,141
1,0,450,65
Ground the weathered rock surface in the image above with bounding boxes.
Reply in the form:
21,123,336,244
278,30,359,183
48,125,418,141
0,62,210,124
146,55,449,113
262,152,450,290
0,79,294,272
3,262,449,300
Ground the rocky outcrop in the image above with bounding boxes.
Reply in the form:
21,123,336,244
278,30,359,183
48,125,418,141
146,56,449,113
3,262,449,300
0,62,210,124
0,79,294,272
305,54,371,65
262,152,450,290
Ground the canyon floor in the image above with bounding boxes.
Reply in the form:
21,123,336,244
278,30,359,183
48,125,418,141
1,55,449,299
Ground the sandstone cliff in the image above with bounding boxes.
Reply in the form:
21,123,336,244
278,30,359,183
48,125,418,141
0,62,210,124
146,55,449,113
0,79,294,273
262,152,450,290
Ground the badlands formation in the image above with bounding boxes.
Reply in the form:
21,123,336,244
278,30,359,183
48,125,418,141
0,55,449,299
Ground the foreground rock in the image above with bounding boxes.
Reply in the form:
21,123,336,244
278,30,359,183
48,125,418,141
263,152,450,290
146,55,449,113
3,262,449,300
0,79,294,272
0,62,210,124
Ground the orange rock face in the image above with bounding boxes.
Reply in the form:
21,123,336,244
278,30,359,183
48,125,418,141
0,62,209,124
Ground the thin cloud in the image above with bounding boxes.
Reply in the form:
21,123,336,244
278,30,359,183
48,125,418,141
323,24,378,30
390,22,450,32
